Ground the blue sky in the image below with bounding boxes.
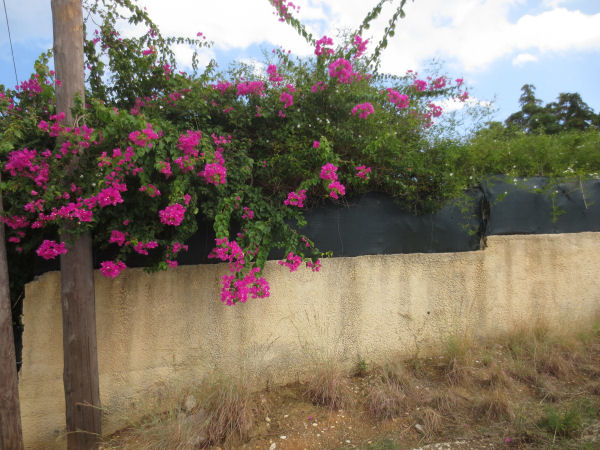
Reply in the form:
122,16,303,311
1,0,599,125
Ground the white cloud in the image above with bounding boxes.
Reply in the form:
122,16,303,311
438,96,493,113
512,53,539,66
3,0,600,78
238,58,266,77
378,1,600,73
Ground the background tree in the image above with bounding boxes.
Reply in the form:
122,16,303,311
505,84,558,134
505,84,598,134
546,92,598,132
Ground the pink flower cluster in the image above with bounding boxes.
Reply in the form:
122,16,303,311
429,103,443,118
284,189,307,208
17,77,42,97
431,76,447,90
412,79,427,91
356,165,372,180
36,239,67,260
272,0,300,22
212,80,232,94
278,251,302,272
209,237,245,269
209,237,270,304
280,91,294,109
315,36,334,56
306,259,322,272
159,203,186,226
311,81,327,93
320,163,346,199
100,260,127,279
129,123,159,147
175,130,203,173
202,159,227,185
351,102,374,119
353,35,368,58
267,64,283,84
328,58,356,84
387,89,410,109
158,160,172,177
236,81,265,97
328,181,346,199
133,240,158,255
142,46,155,56
221,268,270,305
110,230,127,246
320,163,338,181
97,186,124,207
242,207,254,220
139,184,161,197
5,148,50,187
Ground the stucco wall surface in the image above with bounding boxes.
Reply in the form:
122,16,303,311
18,233,600,448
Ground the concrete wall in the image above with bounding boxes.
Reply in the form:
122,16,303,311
18,233,600,449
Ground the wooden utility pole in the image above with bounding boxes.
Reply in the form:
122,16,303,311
51,1,102,448
0,174,24,449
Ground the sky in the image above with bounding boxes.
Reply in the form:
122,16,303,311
1,0,599,125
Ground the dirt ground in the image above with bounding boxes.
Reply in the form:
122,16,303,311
104,324,600,450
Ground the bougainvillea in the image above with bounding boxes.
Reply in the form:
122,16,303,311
0,0,488,306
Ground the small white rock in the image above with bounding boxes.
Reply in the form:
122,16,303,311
183,395,196,412
280,436,286,440
269,443,277,450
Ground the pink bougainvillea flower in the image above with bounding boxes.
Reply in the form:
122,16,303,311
109,230,127,247
353,35,368,58
315,35,334,56
328,181,346,199
267,64,283,84
159,203,186,226
412,79,427,91
142,46,155,56
429,102,443,118
306,259,322,272
278,251,302,272
320,163,338,181
386,89,410,109
313,140,320,149
431,76,447,90
280,91,294,108
328,58,355,84
356,165,372,180
242,206,254,220
36,240,67,260
100,260,127,279
284,189,307,208
351,102,374,119
97,187,124,207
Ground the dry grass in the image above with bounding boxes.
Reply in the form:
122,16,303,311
416,407,444,439
366,378,407,420
442,335,473,386
475,388,516,421
102,376,258,449
427,386,471,417
303,361,354,410
103,320,600,449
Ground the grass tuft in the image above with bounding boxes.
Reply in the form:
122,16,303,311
303,362,353,409
475,388,515,421
366,378,407,420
